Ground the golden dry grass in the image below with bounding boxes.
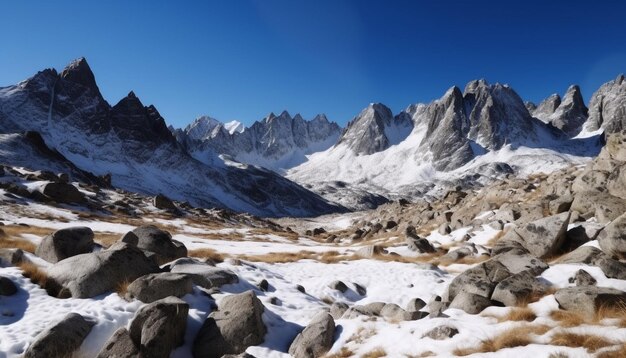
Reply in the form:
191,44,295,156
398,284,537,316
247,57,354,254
92,232,121,248
453,325,551,356
236,250,354,264
598,344,626,358
188,248,226,263
361,348,386,358
550,302,626,328
549,332,615,353
497,307,537,322
19,262,48,287
0,236,37,253
115,279,131,297
486,229,506,247
324,347,354,358
550,310,586,328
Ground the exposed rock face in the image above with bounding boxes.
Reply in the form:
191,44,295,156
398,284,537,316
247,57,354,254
129,296,189,358
121,225,187,263
337,103,413,155
597,212,626,259
35,226,94,263
47,242,160,298
126,272,193,303
514,212,571,258
24,313,95,358
288,312,336,358
549,85,588,136
533,93,561,122
585,74,626,134
193,291,267,358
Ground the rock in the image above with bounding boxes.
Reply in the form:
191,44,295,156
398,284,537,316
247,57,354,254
438,223,451,235
126,272,193,303
449,291,494,314
406,298,426,312
24,313,95,358
193,290,266,358
363,302,386,315
168,257,238,289
122,225,187,263
288,312,336,358
570,269,597,286
491,271,548,306
258,279,269,292
441,247,474,263
549,195,573,214
341,305,380,319
355,245,387,258
554,286,626,318
328,280,348,293
41,182,86,203
405,230,436,253
492,209,517,223
0,276,17,295
491,249,548,276
129,296,188,358
35,226,94,263
154,193,177,210
563,224,602,251
312,227,326,236
47,242,159,298
329,302,349,320
556,245,605,265
354,283,366,296
96,327,139,358
514,212,570,258
379,303,427,321
385,220,398,230
571,191,626,223
0,248,26,266
297,285,306,293
445,259,511,302
598,212,626,259
422,325,459,340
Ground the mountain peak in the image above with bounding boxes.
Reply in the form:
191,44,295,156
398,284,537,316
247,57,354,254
60,57,99,93
313,114,329,122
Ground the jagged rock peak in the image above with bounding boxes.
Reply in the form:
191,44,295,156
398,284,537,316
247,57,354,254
533,93,562,122
60,57,99,93
585,74,626,133
463,79,489,93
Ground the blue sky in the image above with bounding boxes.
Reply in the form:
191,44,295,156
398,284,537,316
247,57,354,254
1,1,625,127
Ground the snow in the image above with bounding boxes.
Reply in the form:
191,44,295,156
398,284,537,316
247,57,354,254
224,120,245,134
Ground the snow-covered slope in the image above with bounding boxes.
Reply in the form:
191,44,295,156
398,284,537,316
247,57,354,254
287,80,602,209
0,58,341,217
176,111,342,173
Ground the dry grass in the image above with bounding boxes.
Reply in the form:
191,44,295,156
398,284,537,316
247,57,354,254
497,307,537,322
598,344,626,358
362,348,386,358
486,229,506,247
453,324,551,356
115,279,131,297
188,248,226,263
551,302,626,328
550,310,586,328
0,236,37,253
324,347,354,358
93,232,121,248
19,262,62,296
550,332,615,353
236,250,354,264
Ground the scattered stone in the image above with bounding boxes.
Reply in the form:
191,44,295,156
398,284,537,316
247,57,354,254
257,279,269,292
126,272,193,303
379,303,427,321
168,257,239,289
405,228,436,253
385,220,398,230
406,298,426,312
24,313,95,358
555,286,626,318
0,276,17,296
312,227,326,236
597,212,626,259
122,225,187,263
0,248,26,266
353,283,366,296
193,291,266,358
491,271,548,306
355,245,387,258
449,291,494,314
154,193,177,210
423,325,459,340
41,182,86,204
35,226,94,263
328,280,348,293
288,312,336,358
296,285,306,293
438,223,451,235
96,327,139,358
129,296,188,358
514,212,570,258
569,269,597,286
329,302,349,320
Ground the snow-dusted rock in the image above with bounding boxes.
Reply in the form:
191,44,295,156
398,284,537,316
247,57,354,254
555,286,626,318
125,272,193,303
597,212,626,259
288,312,336,358
514,212,570,258
96,327,139,358
167,257,239,289
41,182,86,204
35,226,94,263
570,269,597,286
491,270,548,306
122,225,187,263
584,74,626,133
153,193,177,211
24,313,95,358
422,325,459,340
449,291,493,314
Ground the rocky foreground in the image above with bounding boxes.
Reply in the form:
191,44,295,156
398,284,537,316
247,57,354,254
2,132,626,357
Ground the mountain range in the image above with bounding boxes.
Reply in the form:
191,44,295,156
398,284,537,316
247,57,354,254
1,58,625,215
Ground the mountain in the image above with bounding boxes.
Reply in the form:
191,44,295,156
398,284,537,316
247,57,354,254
532,86,588,137
0,58,341,217
287,80,600,209
175,110,342,173
224,120,245,134
584,74,626,134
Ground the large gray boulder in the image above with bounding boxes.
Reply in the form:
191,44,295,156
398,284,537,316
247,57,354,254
288,312,336,358
570,269,597,286
449,291,493,314
597,212,626,259
129,296,189,358
491,271,548,306
24,313,95,358
96,327,139,358
41,182,86,204
167,257,238,289
405,226,435,253
554,286,626,318
445,259,511,302
126,272,193,303
47,242,160,298
514,212,570,258
0,276,17,296
555,245,626,280
154,193,177,211
193,290,267,358
0,248,27,266
491,249,548,276
122,225,187,263
329,302,349,320
35,226,94,263
570,191,626,223
379,303,426,321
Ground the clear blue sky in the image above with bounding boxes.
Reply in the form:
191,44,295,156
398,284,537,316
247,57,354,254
1,1,625,128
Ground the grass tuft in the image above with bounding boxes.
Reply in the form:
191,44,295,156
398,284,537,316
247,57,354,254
550,332,615,353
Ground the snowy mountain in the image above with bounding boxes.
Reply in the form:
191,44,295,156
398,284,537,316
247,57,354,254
584,74,626,134
0,58,341,217
175,110,342,173
531,85,588,137
287,80,601,209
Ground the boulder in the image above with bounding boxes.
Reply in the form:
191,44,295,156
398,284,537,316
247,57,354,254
41,182,86,204
422,325,459,340
154,193,177,210
329,302,349,320
445,259,511,302
597,212,626,259
449,291,494,314
193,291,266,358
35,226,94,263
328,280,348,293
257,279,269,292
355,245,387,258
129,296,188,358
491,271,548,306
406,236,436,253
570,269,597,286
96,327,139,358
126,272,193,303
0,276,17,296
438,223,451,235
571,191,626,223
406,298,427,312
288,312,336,358
607,165,626,200
555,245,605,265
0,248,26,266
379,303,427,321
554,286,626,318
549,195,573,215
491,249,548,276
24,313,95,358
122,225,187,263
514,212,570,258
47,242,160,298
167,257,239,289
